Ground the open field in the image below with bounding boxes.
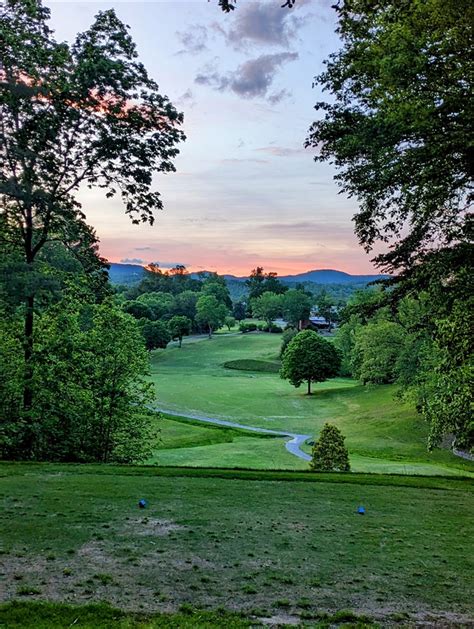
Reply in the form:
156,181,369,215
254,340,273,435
1,463,473,626
149,334,474,477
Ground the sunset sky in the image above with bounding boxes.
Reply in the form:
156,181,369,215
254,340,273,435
47,0,380,276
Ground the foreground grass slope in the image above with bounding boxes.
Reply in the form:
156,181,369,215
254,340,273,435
0,464,473,626
150,335,473,476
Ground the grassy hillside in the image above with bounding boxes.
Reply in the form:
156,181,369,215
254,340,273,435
1,463,472,626
149,334,474,476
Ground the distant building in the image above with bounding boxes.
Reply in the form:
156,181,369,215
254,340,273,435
301,316,333,331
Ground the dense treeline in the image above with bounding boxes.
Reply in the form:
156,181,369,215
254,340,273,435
334,282,473,451
0,0,184,462
115,265,233,344
307,0,473,453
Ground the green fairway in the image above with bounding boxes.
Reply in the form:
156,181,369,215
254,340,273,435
1,463,473,626
149,334,474,476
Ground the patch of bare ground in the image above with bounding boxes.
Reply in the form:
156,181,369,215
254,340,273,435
259,614,301,626
121,517,186,537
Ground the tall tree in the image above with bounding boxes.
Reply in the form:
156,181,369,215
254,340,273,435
251,291,283,331
280,329,341,395
246,267,287,301
196,294,228,338
306,0,473,274
0,0,184,423
282,289,311,328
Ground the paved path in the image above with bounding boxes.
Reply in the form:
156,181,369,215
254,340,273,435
153,406,311,462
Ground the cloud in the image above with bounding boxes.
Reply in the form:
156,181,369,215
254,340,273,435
195,52,298,101
260,221,355,239
176,88,196,108
151,261,188,269
213,2,309,50
176,25,208,55
220,158,268,165
120,257,144,264
134,246,152,251
255,144,308,157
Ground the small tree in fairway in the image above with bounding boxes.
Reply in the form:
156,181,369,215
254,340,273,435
280,330,341,395
311,423,350,472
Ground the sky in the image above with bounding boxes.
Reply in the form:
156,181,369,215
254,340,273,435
46,0,380,276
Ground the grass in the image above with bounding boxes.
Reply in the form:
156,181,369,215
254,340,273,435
0,601,253,628
0,463,472,625
149,334,474,477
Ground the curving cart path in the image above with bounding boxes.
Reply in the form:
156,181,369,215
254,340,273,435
153,407,311,462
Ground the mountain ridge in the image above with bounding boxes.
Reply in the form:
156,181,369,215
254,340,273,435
107,263,389,286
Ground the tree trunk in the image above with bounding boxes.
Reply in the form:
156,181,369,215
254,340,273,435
179,336,182,348
208,325,212,339
307,379,312,395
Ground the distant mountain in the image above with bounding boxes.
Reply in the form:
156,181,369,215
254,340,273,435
108,263,145,285
278,269,390,285
218,269,389,285
107,263,389,288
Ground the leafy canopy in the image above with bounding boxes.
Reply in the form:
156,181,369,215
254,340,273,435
280,329,341,394
307,0,473,273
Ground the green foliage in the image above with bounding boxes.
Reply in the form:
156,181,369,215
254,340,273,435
311,424,350,472
133,265,201,298
123,300,154,320
422,299,474,451
239,322,257,333
195,294,228,337
171,290,200,323
224,316,236,331
333,316,361,377
232,301,247,321
168,315,191,347
280,330,341,394
139,319,171,350
246,267,287,300
0,0,184,425
314,290,333,324
307,0,472,273
280,328,299,358
0,301,156,463
351,321,406,385
251,291,283,330
136,292,174,320
202,276,232,309
281,289,311,327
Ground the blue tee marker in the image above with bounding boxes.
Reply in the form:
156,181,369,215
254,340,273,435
138,499,147,509
357,506,365,515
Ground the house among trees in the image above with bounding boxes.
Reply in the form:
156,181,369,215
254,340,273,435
301,316,333,331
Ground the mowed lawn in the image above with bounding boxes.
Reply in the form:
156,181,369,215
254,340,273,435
1,464,473,626
149,334,474,477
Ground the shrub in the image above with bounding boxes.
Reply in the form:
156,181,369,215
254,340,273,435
310,423,350,472
239,322,257,333
268,323,283,333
